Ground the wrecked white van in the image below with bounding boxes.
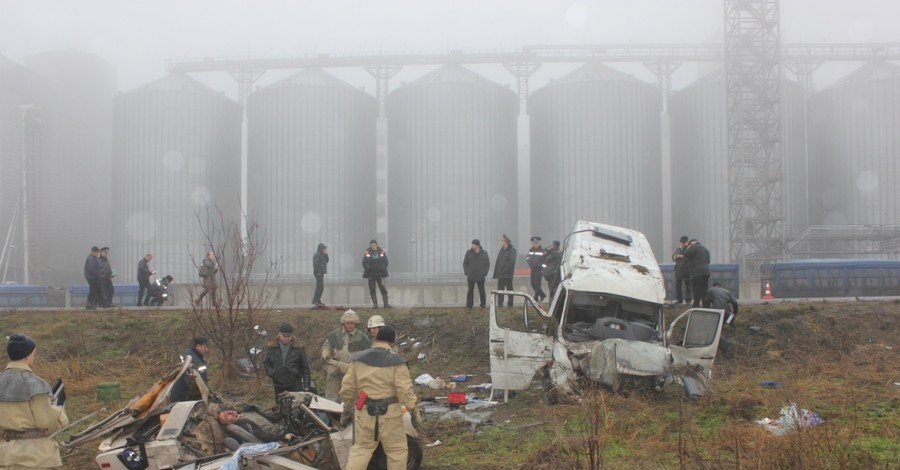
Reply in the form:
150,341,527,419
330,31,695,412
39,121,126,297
489,221,725,401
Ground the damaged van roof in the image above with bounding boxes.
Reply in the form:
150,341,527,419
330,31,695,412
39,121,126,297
561,221,666,305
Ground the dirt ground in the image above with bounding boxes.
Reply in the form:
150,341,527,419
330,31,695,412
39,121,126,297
1,299,897,469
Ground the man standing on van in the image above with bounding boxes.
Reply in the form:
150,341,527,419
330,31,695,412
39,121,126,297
526,236,547,302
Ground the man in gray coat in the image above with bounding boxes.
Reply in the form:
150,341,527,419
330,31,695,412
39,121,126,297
463,239,491,309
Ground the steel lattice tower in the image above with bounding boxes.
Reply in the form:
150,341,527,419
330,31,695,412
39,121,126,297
725,0,784,273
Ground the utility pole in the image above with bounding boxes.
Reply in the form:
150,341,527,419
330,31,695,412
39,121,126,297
19,104,40,285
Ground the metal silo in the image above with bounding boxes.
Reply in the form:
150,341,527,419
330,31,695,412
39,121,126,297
529,63,662,253
387,64,518,276
247,68,377,278
669,71,807,263
808,62,900,227
18,50,116,286
112,73,241,287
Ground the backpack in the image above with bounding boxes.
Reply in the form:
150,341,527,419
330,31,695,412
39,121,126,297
199,265,210,278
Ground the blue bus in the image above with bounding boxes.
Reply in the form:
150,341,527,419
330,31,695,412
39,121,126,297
760,259,900,298
659,263,740,301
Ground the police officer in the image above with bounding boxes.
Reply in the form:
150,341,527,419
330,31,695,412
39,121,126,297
170,336,209,402
0,334,69,469
526,236,547,302
321,310,371,402
264,323,311,402
340,326,421,470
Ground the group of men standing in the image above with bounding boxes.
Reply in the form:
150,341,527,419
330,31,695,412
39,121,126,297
463,234,561,309
671,236,711,307
83,246,116,309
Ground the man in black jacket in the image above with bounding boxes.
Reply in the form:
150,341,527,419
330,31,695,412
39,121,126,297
99,247,115,307
683,239,711,308
362,240,391,309
463,239,491,309
264,323,311,402
136,253,155,306
493,234,517,307
543,240,562,301
526,236,547,302
312,243,329,306
83,246,103,310
170,336,209,402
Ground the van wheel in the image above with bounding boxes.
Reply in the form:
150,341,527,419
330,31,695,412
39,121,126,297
366,435,424,470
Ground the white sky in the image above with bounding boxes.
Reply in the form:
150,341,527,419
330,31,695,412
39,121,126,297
2,0,898,95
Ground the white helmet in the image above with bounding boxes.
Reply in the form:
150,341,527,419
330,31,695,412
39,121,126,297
340,309,360,324
367,315,385,329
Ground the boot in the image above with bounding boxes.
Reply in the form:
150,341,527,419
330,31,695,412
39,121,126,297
382,293,391,309
371,294,379,309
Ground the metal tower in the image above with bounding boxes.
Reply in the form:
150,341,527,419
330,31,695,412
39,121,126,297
724,0,784,273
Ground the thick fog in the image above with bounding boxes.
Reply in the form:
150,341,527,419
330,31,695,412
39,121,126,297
2,1,900,293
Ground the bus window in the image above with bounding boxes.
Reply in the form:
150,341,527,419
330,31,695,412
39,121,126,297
812,268,843,288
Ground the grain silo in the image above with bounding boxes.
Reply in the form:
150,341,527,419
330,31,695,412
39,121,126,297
387,64,518,276
529,62,662,253
247,68,377,278
808,62,900,228
112,73,241,287
21,51,116,286
669,71,807,263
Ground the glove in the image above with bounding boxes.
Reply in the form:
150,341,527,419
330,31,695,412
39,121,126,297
340,410,353,428
321,349,330,362
328,359,350,374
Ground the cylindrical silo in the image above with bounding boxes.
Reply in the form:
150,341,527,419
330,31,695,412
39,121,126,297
20,50,116,286
669,71,807,263
387,64,519,276
529,63,662,254
247,68,377,278
808,62,900,229
112,73,241,286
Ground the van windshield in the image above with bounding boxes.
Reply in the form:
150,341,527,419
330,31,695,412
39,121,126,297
560,290,662,343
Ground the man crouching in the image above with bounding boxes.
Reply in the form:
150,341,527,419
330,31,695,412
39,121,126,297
339,326,421,470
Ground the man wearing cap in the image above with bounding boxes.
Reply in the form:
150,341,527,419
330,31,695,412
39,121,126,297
312,243,329,307
542,241,562,301
340,326,421,470
170,336,209,402
362,240,391,309
264,323,311,402
83,246,104,310
463,239,491,309
493,234,517,307
526,236,547,302
0,334,69,469
321,310,371,402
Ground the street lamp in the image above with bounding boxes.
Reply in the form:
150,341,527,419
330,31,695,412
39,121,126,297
19,104,41,285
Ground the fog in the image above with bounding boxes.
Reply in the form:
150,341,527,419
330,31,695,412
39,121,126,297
2,1,900,297
3,1,899,94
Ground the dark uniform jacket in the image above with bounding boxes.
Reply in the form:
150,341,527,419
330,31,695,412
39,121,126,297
313,244,329,276
363,247,389,279
264,338,311,390
683,242,711,278
137,258,152,283
170,346,208,402
526,245,545,273
672,247,690,280
493,244,517,279
542,247,562,281
463,248,491,282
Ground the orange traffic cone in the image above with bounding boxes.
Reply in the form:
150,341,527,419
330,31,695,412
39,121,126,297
762,281,774,300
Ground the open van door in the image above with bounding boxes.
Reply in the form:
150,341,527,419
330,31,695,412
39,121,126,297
489,291,555,391
667,308,724,370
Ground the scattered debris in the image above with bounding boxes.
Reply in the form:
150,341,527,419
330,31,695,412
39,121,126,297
757,403,823,435
414,374,434,386
426,440,442,448
759,380,783,388
749,326,762,332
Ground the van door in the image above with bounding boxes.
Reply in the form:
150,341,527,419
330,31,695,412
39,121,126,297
667,308,724,369
489,291,555,391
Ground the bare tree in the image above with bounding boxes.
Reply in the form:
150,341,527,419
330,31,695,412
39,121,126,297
190,205,280,380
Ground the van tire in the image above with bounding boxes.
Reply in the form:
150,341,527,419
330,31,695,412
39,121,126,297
367,435,423,470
